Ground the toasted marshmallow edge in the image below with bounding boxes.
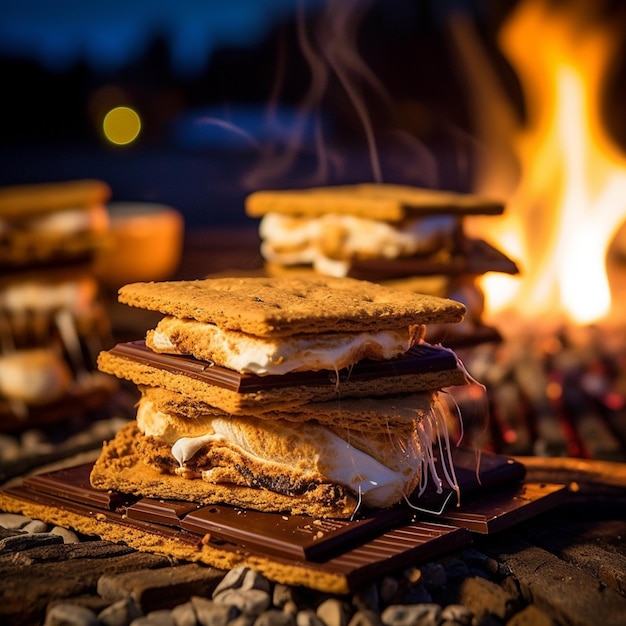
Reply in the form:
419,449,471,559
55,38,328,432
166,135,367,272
136,397,441,510
0,348,73,404
258,212,457,277
25,204,110,236
148,317,423,376
1,276,99,317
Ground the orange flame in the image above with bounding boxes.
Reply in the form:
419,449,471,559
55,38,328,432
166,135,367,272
464,0,626,329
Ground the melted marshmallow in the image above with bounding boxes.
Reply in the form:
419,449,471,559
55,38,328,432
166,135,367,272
259,212,457,276
149,317,421,375
0,348,72,404
166,415,421,509
1,278,98,316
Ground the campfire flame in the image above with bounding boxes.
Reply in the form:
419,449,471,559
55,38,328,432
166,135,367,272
464,0,626,329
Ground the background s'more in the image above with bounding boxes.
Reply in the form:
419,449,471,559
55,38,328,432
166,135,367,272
0,179,115,432
245,183,519,344
92,275,472,519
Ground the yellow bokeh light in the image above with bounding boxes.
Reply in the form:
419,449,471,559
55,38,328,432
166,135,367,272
103,106,141,145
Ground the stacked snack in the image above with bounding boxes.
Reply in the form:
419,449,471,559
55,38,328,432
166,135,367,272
92,275,471,519
245,184,519,343
0,180,116,430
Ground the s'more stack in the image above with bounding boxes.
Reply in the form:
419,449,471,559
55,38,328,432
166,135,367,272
245,184,519,344
0,180,115,430
92,275,471,519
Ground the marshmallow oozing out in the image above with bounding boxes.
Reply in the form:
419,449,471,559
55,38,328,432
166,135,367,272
147,315,424,375
136,397,427,509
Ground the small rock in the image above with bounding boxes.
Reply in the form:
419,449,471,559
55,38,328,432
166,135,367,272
213,568,271,616
191,596,239,626
253,609,296,626
170,601,196,626
296,609,326,626
44,603,99,626
131,610,176,626
439,604,473,625
213,589,271,616
51,526,81,544
316,598,351,626
98,597,143,626
347,609,383,626
457,577,518,621
0,512,32,529
23,519,49,533
380,603,441,626
213,567,271,595
272,584,294,609
282,601,298,617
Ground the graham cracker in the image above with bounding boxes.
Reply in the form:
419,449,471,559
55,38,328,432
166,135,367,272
143,385,435,434
91,422,357,519
117,276,466,337
97,348,468,415
0,179,111,218
245,184,504,221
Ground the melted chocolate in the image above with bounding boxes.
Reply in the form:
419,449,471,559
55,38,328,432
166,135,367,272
107,340,461,392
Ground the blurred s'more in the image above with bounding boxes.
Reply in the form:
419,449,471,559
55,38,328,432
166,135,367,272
246,184,519,345
0,180,116,431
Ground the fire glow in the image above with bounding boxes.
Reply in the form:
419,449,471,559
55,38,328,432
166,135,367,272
468,0,626,329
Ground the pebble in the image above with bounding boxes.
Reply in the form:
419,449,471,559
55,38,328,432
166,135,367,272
191,596,239,626
213,568,272,615
295,609,325,626
22,519,49,533
0,512,32,529
51,525,81,543
380,603,441,626
131,610,176,626
98,598,143,626
347,609,383,626
316,598,351,626
252,609,296,626
169,602,196,626
439,604,474,625
44,603,99,626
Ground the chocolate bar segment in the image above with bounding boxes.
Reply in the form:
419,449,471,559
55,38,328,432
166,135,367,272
434,482,568,533
126,498,202,527
180,504,412,561
23,463,133,510
107,340,462,392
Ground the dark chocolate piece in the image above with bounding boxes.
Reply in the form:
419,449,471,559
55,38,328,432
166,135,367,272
410,447,527,514
1,476,471,592
107,340,461,393
435,482,568,533
180,504,412,561
23,463,134,510
348,239,519,281
126,498,202,527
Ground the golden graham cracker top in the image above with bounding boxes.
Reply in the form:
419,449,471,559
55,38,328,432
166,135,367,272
245,183,504,221
118,276,466,337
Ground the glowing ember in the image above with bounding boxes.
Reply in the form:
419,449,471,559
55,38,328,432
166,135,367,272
465,0,626,328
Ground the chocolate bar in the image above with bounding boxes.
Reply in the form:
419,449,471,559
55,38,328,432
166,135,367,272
178,504,412,561
0,466,471,593
107,340,461,392
0,449,567,593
